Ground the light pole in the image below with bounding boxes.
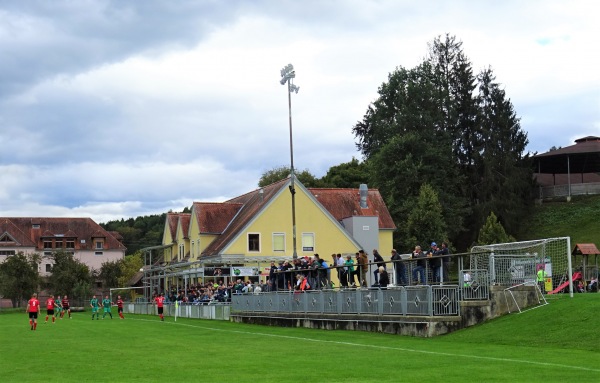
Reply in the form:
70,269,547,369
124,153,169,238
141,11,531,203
280,63,300,259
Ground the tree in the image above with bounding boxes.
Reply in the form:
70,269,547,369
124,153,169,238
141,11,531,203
118,252,144,287
320,157,370,188
353,35,532,251
476,211,515,246
471,68,534,236
0,252,40,307
99,260,122,290
258,166,323,187
48,251,92,299
353,61,469,248
405,184,448,249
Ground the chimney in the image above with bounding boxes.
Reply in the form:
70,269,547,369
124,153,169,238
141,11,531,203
359,184,368,209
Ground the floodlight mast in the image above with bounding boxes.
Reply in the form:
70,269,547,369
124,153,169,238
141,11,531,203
280,63,299,259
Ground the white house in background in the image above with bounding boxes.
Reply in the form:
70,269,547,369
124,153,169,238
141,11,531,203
0,217,126,276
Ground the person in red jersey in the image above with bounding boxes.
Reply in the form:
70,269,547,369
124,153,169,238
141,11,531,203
117,295,125,319
60,295,72,319
154,293,165,321
44,295,56,324
27,293,41,330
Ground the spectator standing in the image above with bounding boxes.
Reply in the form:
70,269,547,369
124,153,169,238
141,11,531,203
337,254,347,287
358,250,368,287
378,266,390,289
27,293,40,330
411,246,427,284
439,242,451,282
268,262,278,292
427,242,442,282
391,249,407,286
345,255,356,286
537,266,548,294
372,249,385,285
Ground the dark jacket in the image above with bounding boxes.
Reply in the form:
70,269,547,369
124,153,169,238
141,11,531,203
379,270,390,287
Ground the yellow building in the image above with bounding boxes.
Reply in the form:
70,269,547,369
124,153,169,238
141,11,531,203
160,178,395,287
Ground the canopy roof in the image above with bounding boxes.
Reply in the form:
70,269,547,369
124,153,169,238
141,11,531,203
534,136,600,174
572,243,600,256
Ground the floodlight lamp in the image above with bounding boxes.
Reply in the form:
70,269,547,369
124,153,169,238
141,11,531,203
290,84,299,94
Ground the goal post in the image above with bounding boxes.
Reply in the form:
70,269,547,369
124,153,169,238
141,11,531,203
471,237,573,298
109,287,147,304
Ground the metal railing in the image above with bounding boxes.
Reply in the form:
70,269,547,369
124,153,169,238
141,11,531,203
124,302,230,320
231,285,460,317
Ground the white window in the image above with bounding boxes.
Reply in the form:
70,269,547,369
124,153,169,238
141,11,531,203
248,233,260,252
95,241,103,250
272,233,285,252
301,233,315,252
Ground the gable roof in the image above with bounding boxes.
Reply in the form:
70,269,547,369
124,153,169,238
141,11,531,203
165,213,180,243
192,202,243,234
0,217,126,250
307,188,396,230
0,218,36,247
177,214,191,239
572,243,600,256
201,178,288,256
199,179,395,257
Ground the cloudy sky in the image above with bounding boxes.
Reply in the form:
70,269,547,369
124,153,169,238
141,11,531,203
1,0,598,223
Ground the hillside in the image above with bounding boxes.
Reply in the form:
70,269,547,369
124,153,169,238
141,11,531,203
517,194,600,246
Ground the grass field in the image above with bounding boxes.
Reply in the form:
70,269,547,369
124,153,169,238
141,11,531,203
1,294,598,382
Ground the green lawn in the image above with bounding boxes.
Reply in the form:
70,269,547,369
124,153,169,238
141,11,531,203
1,294,598,382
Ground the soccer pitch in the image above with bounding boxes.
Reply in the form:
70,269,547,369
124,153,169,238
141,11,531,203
2,297,598,382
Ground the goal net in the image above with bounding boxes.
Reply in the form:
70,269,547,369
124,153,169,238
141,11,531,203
471,237,573,299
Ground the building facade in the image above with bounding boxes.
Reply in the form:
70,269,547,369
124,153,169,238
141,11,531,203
0,217,126,276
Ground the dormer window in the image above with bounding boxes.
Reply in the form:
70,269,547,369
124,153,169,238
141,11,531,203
95,241,104,250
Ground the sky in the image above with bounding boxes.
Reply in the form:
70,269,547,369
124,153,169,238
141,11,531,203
0,0,598,224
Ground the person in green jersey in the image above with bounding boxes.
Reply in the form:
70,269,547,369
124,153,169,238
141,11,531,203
102,295,113,319
90,295,100,320
54,295,63,319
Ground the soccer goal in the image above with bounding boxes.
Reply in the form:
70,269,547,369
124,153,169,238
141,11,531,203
109,287,147,303
471,237,573,308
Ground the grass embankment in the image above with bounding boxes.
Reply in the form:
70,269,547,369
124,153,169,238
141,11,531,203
518,194,600,245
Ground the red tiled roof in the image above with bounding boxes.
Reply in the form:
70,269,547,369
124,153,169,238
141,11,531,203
307,188,396,230
0,218,36,247
0,217,126,250
572,243,600,255
192,202,243,234
166,213,180,242
202,179,288,255
179,214,191,239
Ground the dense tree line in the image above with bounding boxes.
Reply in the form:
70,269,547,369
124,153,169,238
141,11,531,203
101,213,167,255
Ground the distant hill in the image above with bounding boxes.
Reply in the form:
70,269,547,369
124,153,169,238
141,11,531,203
517,195,600,246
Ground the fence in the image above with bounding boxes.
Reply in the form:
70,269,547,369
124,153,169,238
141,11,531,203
124,302,230,320
538,182,600,199
231,285,460,317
